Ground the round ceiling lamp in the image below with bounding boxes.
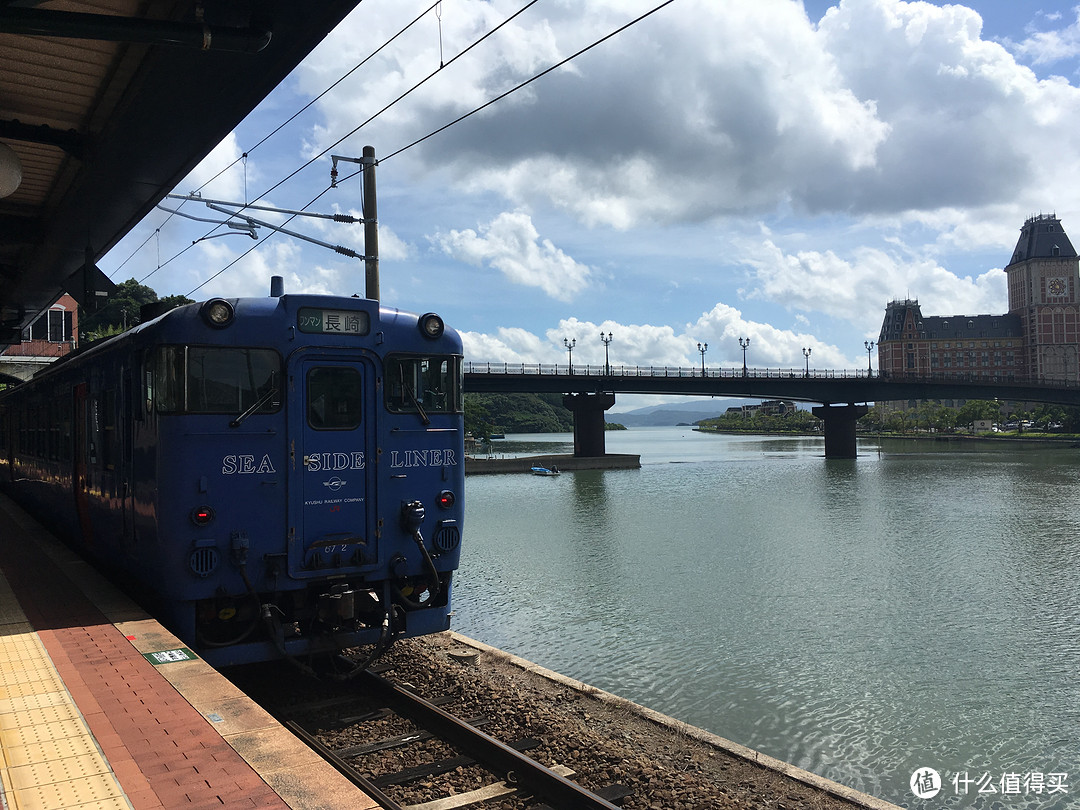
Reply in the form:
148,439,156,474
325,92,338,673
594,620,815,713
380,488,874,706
0,142,23,198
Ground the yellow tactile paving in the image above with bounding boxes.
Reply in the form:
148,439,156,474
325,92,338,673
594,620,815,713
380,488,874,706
0,589,129,810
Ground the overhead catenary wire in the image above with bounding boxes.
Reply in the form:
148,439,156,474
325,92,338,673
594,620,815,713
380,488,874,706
382,0,676,162
182,0,675,294
183,0,545,295
119,2,441,280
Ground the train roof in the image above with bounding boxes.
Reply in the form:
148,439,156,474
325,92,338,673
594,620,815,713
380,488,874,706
2,292,462,391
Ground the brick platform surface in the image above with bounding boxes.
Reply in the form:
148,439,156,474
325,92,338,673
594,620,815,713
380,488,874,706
0,494,376,810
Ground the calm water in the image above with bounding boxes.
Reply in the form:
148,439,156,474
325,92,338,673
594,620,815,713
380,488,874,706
453,428,1080,809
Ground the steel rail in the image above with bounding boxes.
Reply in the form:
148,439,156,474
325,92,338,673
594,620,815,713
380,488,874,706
357,669,623,810
285,720,408,810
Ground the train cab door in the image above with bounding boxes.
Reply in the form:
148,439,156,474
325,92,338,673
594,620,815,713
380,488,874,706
288,355,377,578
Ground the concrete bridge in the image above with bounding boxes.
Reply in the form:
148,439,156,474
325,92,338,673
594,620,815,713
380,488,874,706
464,362,1080,458
0,355,57,385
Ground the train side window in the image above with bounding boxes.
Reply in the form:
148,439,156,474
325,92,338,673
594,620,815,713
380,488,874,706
154,346,184,412
154,346,281,415
385,355,461,414
307,367,362,430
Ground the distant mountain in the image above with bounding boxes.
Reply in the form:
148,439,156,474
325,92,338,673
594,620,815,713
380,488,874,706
607,410,712,427
607,399,756,427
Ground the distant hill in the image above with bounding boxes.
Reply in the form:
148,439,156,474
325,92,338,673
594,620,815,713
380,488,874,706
608,399,757,427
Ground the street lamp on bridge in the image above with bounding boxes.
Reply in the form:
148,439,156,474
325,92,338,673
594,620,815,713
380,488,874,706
564,337,576,373
601,331,613,375
739,337,750,376
865,340,875,377
803,347,812,377
697,342,708,377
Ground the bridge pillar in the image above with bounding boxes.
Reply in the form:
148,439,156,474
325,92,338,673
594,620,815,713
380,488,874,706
563,392,616,457
812,404,869,459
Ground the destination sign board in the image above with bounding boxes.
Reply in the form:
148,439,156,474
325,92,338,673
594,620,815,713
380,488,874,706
297,308,370,335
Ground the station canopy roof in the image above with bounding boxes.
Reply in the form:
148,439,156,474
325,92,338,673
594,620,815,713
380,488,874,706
0,0,362,343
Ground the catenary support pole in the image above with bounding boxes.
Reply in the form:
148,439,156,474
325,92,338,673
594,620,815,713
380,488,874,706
363,145,379,301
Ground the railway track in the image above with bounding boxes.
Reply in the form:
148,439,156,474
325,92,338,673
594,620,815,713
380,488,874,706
225,635,887,810
283,665,631,809
282,665,630,810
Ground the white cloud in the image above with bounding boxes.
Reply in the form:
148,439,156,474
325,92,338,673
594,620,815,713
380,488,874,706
463,304,857,373
100,0,1080,379
301,0,1080,234
1006,8,1080,65
736,234,1008,334
432,211,591,300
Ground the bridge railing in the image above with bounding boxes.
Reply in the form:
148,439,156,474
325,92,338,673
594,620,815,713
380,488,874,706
463,363,1080,390
464,362,871,379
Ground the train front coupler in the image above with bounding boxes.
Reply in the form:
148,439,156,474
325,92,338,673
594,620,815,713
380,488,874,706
391,500,442,609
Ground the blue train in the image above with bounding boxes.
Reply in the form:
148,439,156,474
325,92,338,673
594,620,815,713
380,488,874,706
0,282,464,667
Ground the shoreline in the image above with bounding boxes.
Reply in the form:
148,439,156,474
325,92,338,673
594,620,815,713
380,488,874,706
695,426,1080,446
465,452,641,475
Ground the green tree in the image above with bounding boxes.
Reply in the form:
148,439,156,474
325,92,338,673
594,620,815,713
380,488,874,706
463,393,574,434
464,396,496,440
1031,404,1065,430
955,400,1001,430
1061,406,1080,432
79,279,192,340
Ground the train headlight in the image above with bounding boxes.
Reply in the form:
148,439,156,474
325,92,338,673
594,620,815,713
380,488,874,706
419,312,444,339
201,298,235,328
436,490,455,509
190,506,215,526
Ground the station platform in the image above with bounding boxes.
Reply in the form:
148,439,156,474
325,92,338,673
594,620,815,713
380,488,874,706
0,493,379,810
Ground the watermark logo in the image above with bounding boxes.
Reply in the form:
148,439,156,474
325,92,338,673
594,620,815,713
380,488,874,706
910,768,1069,800
911,768,942,799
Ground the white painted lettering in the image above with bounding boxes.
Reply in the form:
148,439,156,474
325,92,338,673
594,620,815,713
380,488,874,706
388,448,456,468
306,450,365,472
222,453,278,475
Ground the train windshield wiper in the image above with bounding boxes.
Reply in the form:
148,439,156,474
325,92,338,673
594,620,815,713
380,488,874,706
230,387,278,428
404,383,430,426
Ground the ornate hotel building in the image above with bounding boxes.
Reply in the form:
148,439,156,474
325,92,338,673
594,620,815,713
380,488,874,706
878,214,1080,384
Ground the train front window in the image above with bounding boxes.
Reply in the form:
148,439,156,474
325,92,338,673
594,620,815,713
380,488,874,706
385,355,462,415
307,367,362,430
154,346,282,415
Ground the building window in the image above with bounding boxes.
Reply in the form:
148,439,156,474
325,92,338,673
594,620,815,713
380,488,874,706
23,309,73,344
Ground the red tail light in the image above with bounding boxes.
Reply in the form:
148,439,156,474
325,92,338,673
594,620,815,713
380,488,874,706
191,506,215,526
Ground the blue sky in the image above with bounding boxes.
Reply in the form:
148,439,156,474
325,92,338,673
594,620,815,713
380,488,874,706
101,0,1080,405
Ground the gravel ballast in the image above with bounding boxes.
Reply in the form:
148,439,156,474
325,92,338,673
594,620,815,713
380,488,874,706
279,631,903,810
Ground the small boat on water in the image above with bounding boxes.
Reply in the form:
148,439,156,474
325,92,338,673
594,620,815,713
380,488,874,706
530,465,560,476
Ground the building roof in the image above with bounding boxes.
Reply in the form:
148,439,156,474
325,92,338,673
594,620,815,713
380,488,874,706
1007,213,1077,266
880,299,1022,341
920,313,1023,340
